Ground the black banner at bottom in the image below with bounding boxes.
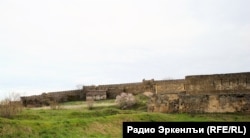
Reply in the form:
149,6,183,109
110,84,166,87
123,122,250,138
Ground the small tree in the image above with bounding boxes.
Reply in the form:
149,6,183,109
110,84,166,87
50,93,63,110
86,97,94,110
0,92,23,118
49,100,62,110
115,93,136,109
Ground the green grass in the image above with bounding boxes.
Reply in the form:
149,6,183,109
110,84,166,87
61,99,115,106
1,100,250,138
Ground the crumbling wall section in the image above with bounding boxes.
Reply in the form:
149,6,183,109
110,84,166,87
21,72,250,112
154,79,185,94
148,93,250,113
185,72,250,94
21,89,83,107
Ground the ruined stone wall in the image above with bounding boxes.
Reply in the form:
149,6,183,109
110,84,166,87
20,78,186,107
154,79,185,94
84,82,153,99
21,89,83,107
148,93,250,113
85,79,185,99
21,72,250,112
99,82,145,95
47,89,84,101
185,72,250,94
148,72,250,113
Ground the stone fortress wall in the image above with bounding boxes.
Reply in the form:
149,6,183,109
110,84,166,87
149,72,250,113
185,73,250,94
21,72,250,113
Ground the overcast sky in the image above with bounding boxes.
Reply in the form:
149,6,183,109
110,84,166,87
0,0,249,100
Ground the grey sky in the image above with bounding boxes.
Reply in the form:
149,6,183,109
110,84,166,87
0,0,250,100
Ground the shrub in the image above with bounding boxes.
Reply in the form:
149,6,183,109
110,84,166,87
49,100,62,110
49,93,64,110
86,98,94,110
0,93,23,118
134,94,150,111
115,93,136,109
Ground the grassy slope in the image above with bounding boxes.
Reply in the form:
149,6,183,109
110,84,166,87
1,100,250,138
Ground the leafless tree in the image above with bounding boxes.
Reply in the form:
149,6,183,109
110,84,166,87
0,92,23,118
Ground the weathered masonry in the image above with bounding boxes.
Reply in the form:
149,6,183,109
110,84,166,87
21,72,250,113
148,72,250,113
86,90,107,101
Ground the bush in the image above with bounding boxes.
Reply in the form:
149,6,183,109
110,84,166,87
0,93,23,118
49,93,64,110
115,93,136,109
49,101,62,110
86,98,94,110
